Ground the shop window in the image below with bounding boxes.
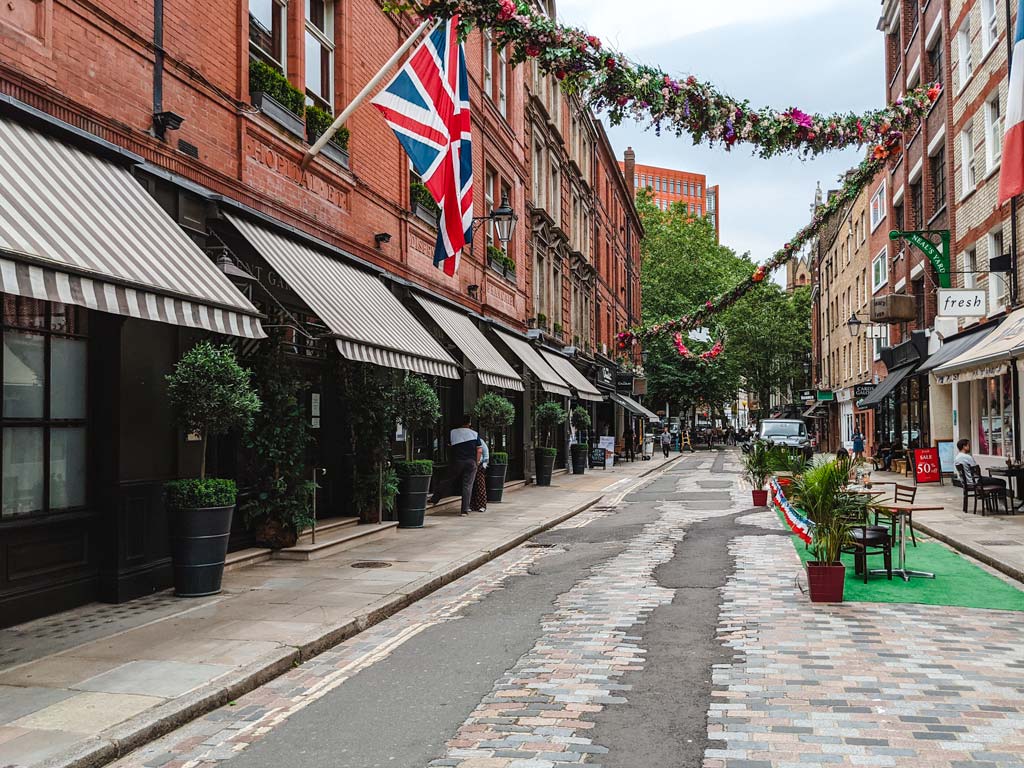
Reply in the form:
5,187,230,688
2,297,88,518
250,0,287,69
305,0,335,109
977,374,1014,457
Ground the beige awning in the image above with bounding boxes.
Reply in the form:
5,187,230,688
493,330,572,397
0,116,264,338
539,351,604,401
933,307,1024,384
227,214,458,378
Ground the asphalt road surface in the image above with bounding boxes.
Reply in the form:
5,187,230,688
116,450,781,768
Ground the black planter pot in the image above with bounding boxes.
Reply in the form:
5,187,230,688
534,449,556,487
486,463,508,502
170,504,234,597
396,474,432,529
570,445,588,475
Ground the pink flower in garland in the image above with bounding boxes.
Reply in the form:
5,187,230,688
705,300,714,309
587,35,601,49
497,0,516,21
673,333,690,357
789,109,813,129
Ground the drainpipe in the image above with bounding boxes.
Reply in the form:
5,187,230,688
153,0,165,138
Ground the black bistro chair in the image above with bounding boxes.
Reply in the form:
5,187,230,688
955,464,1003,516
841,512,892,583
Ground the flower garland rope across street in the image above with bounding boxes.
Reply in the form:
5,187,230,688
673,334,724,362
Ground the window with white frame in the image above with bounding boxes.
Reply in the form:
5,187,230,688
963,246,979,289
870,181,887,231
250,0,287,69
483,30,493,96
981,0,999,52
873,325,889,361
532,138,546,209
484,168,495,247
497,46,508,117
549,160,560,226
304,0,334,108
872,248,888,293
985,94,1003,171
989,229,1007,311
957,18,973,87
961,127,977,194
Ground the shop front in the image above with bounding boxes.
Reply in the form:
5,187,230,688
860,332,930,453
0,109,266,627
933,308,1024,466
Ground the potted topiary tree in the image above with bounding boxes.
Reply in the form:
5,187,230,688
534,401,567,487
789,457,864,603
165,342,260,597
392,376,441,528
741,439,771,506
473,392,516,503
570,406,591,475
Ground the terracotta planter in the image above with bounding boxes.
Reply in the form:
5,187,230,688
751,489,769,507
806,562,846,603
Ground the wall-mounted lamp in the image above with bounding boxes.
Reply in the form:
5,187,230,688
467,284,479,299
374,232,392,248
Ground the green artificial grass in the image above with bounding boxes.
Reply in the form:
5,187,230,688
775,508,1024,611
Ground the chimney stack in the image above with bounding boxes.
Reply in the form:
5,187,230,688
623,146,635,195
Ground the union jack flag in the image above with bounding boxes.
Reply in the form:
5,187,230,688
372,18,472,276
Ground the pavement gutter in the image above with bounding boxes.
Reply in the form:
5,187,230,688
40,455,681,768
912,520,1024,584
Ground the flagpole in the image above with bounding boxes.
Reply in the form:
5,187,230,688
300,17,440,170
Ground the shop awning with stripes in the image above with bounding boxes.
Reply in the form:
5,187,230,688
493,330,572,397
413,295,523,391
227,214,458,378
0,116,264,338
610,392,660,422
931,307,1024,385
539,351,604,402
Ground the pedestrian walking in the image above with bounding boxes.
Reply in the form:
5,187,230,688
660,426,672,458
624,424,635,461
471,438,489,513
851,430,865,460
429,414,482,516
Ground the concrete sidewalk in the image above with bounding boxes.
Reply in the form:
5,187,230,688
0,454,679,768
867,467,1024,582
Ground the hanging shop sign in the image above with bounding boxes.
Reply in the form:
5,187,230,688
853,383,877,399
937,289,987,318
799,389,815,401
889,229,951,289
616,371,635,394
816,390,835,402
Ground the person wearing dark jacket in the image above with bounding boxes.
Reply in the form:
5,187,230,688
429,415,483,516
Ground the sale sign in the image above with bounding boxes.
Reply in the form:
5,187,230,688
913,448,941,484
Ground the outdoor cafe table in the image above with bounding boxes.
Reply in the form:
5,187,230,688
986,466,1024,512
869,504,944,582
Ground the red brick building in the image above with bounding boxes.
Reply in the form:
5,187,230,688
620,160,721,240
0,1,640,624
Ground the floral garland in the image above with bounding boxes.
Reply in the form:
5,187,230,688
615,124,931,349
385,0,939,159
673,334,724,362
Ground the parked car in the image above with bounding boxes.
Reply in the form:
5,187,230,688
758,419,813,459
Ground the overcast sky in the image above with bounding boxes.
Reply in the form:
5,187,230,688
557,0,886,264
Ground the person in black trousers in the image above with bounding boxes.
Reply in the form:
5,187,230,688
429,415,482,516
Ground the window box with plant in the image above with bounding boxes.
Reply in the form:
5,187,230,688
393,376,441,529
535,312,549,332
552,322,564,338
305,103,350,169
249,58,306,140
411,179,440,226
570,406,591,475
473,392,516,502
534,401,567,486
165,342,261,597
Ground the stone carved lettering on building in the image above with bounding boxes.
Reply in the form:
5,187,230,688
244,133,348,214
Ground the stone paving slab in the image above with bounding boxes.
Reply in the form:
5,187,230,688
0,455,678,768
706,514,1024,768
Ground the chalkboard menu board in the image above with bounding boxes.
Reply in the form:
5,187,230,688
590,447,607,469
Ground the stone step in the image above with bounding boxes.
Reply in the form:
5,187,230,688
296,516,360,544
274,521,400,561
224,547,272,572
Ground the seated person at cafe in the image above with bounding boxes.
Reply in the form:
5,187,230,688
953,439,1007,491
876,440,892,471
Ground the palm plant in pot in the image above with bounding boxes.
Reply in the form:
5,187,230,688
570,406,591,475
393,375,441,528
788,457,862,603
534,401,567,486
473,393,516,503
741,439,771,506
165,342,260,597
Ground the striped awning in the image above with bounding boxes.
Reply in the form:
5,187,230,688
413,296,523,391
227,214,458,379
493,330,572,397
539,351,604,402
0,116,264,338
610,393,659,422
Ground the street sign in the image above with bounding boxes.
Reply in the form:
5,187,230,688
913,448,941,484
816,390,835,402
938,288,987,317
889,229,951,288
799,389,814,401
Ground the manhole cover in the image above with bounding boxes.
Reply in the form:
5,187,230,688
525,543,555,549
351,561,393,569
